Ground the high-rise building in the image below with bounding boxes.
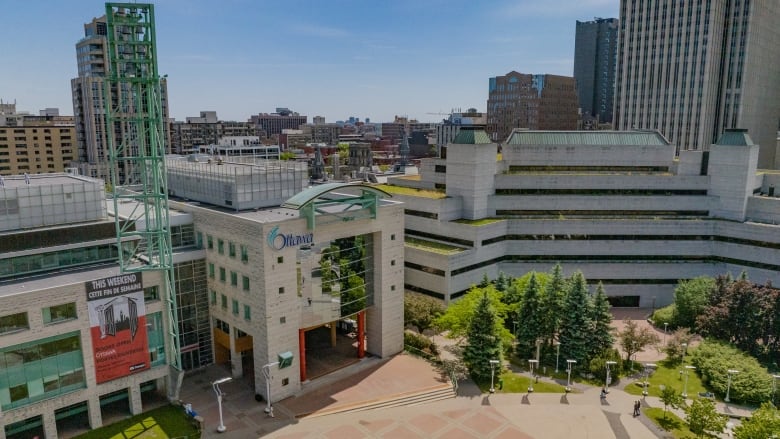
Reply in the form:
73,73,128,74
487,72,579,142
170,111,261,153
614,0,780,168
70,15,171,183
574,18,619,125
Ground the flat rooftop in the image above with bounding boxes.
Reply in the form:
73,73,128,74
0,173,100,189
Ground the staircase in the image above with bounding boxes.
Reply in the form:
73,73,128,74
298,382,456,418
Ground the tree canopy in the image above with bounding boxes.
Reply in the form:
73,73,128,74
462,291,504,381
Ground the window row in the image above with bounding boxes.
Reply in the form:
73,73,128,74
208,263,251,291
210,291,251,321
201,232,249,262
0,303,78,336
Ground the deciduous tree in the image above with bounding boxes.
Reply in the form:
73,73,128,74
734,402,780,439
686,398,726,438
660,386,685,419
617,319,660,367
404,293,445,334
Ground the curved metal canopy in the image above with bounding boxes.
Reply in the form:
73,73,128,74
281,183,391,210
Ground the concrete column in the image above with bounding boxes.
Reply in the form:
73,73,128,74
330,323,337,347
130,383,143,415
229,328,243,379
88,396,103,429
357,311,365,358
42,410,58,439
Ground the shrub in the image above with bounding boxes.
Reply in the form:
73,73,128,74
588,348,623,384
691,340,773,404
651,304,677,329
404,330,432,351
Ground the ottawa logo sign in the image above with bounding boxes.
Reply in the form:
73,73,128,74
267,225,314,250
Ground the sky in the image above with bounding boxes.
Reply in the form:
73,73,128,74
1,0,618,124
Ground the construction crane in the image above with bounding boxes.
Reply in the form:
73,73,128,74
104,3,182,398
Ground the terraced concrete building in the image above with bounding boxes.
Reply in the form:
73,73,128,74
390,127,780,305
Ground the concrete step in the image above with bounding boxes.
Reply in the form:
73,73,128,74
300,382,455,418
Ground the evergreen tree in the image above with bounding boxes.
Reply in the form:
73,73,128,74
463,291,504,382
515,272,544,359
479,273,491,288
589,282,615,358
558,271,593,366
539,264,566,346
495,271,511,293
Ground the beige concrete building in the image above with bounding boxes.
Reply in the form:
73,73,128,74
0,111,77,176
613,0,780,169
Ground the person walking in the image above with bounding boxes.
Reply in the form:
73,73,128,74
633,400,641,417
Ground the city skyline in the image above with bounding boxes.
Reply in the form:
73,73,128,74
1,0,618,123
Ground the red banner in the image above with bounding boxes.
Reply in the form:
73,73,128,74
86,274,150,384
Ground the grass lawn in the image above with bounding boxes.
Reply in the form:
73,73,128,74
375,184,446,199
644,407,696,438
73,405,200,439
476,371,567,394
452,218,504,226
405,237,465,254
624,360,708,399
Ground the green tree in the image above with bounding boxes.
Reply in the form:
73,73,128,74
617,319,660,368
659,386,685,419
434,286,509,340
558,271,593,366
686,398,726,438
589,283,614,359
340,274,366,317
404,293,445,334
662,328,694,363
515,272,544,359
674,276,715,329
495,271,511,293
479,273,490,288
463,291,504,382
280,151,296,160
539,264,566,346
734,402,780,439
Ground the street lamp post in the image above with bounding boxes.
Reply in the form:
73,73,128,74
528,359,539,393
555,342,560,374
212,377,232,433
489,359,500,393
681,342,688,364
725,369,740,403
566,360,577,392
262,361,280,417
682,365,696,398
605,361,617,393
643,363,656,396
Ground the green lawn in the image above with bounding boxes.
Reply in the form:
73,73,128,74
452,218,504,226
476,371,567,394
624,360,708,399
645,407,696,438
375,184,446,199
405,237,465,254
73,405,200,439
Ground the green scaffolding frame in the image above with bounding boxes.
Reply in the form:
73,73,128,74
104,3,180,375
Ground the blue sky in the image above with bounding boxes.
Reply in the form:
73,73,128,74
1,0,618,123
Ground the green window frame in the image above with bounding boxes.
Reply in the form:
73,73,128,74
143,286,159,301
217,239,224,255
243,305,251,321
219,267,226,283
232,299,239,315
210,290,217,305
207,235,213,250
196,231,203,249
230,271,238,287
240,245,248,263
221,294,227,310
242,276,250,292
208,263,215,279
228,242,236,258
42,303,77,325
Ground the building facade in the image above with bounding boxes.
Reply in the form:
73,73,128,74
0,115,77,176
487,72,579,141
574,18,618,125
250,110,307,138
389,127,780,306
613,0,780,168
170,112,261,154
434,108,486,157
70,15,172,183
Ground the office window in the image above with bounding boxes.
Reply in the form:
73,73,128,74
144,286,159,301
196,232,203,249
243,305,251,321
277,256,283,264
242,276,250,292
217,239,224,255
240,245,248,263
219,267,226,282
207,235,213,250
279,287,285,294
208,263,215,279
210,290,216,305
0,312,28,335
280,316,286,324
221,294,227,310
228,242,236,258
42,303,76,325
232,299,239,315
230,271,238,287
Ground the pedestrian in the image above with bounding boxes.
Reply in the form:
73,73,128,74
634,400,641,416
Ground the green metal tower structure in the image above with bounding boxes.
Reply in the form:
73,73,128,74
103,3,182,394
